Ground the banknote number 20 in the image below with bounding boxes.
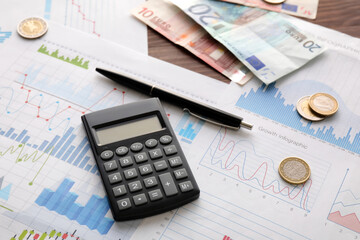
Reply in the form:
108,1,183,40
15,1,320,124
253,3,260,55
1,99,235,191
303,41,321,53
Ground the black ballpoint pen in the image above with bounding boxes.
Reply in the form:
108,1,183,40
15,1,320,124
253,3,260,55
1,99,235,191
95,68,253,130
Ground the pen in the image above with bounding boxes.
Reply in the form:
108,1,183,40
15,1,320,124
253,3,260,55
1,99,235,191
95,68,253,130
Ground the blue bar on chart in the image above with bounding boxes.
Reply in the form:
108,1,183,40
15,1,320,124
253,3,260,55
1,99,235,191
175,112,205,144
0,126,97,174
35,178,114,235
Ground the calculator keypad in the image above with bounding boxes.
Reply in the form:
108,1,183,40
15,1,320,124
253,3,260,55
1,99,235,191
101,135,196,214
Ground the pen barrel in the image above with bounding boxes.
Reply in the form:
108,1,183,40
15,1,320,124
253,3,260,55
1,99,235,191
151,87,243,129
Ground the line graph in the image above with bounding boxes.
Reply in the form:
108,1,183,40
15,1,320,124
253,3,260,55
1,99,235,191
69,0,100,37
199,128,330,211
236,82,360,155
328,169,360,233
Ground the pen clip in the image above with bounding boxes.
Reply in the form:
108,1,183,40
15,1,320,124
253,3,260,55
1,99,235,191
183,108,240,130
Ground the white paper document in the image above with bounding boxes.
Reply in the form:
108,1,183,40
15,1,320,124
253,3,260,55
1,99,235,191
0,12,360,240
0,0,147,54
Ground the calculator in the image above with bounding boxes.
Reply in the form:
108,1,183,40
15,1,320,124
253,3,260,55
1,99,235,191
81,98,200,221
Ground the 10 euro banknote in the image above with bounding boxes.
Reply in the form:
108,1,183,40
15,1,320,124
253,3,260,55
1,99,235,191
171,0,326,84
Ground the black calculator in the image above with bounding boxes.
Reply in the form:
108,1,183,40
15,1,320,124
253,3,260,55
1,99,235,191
81,98,200,221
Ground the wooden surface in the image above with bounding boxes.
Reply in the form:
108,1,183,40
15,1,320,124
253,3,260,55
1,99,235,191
147,0,360,83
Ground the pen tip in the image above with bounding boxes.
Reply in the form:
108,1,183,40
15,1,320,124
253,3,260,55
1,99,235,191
240,121,253,130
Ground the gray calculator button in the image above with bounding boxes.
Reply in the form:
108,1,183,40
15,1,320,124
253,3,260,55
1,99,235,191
115,146,128,156
164,145,177,156
128,180,142,192
139,164,153,175
168,156,183,167
100,150,113,160
124,168,138,179
113,185,127,197
145,139,158,148
134,152,148,163
133,193,148,206
160,135,172,145
117,198,131,211
149,148,163,159
148,189,163,201
108,172,122,184
154,160,168,171
179,181,194,193
174,168,188,180
104,160,117,172
144,176,158,188
130,142,143,152
159,172,178,197
119,156,133,167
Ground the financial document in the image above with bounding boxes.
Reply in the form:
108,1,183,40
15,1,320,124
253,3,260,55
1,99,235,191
131,17,360,240
0,0,147,54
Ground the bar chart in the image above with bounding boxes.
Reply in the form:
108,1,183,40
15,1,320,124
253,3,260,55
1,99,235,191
35,178,113,235
175,112,206,144
0,27,11,43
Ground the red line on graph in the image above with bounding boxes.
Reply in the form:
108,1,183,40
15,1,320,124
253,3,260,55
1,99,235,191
71,0,100,37
218,128,311,210
17,72,125,121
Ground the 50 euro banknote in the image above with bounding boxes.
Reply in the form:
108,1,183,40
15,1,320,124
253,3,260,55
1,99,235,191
132,0,253,85
219,0,319,19
171,0,326,84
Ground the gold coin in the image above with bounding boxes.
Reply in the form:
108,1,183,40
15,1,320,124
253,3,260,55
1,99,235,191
309,93,338,116
279,157,311,185
17,17,48,39
263,0,286,4
296,96,325,121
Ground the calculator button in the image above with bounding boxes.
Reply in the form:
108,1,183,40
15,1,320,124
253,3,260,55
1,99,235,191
100,150,113,160
160,135,172,145
145,139,158,148
159,173,178,197
179,181,193,193
128,180,143,193
139,164,153,176
115,146,128,156
133,193,148,206
149,148,163,159
154,160,168,171
124,168,138,180
164,145,177,156
117,198,131,211
119,156,134,167
148,189,163,202
113,185,127,197
108,172,122,184
104,160,118,172
130,142,143,152
144,176,158,188
134,152,148,163
168,156,183,167
174,169,188,180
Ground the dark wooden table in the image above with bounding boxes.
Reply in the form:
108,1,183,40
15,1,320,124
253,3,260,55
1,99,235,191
147,0,360,83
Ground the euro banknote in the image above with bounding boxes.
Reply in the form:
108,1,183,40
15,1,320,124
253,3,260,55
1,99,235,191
170,0,326,84
132,0,253,85
219,0,319,19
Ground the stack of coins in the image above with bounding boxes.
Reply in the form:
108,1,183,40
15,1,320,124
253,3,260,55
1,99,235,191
296,93,338,121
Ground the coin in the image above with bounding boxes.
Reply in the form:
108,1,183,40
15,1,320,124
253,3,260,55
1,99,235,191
278,157,311,185
263,0,286,4
309,93,338,116
296,96,325,121
17,17,48,39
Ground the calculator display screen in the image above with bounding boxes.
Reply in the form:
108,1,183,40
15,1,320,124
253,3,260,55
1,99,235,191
95,115,164,145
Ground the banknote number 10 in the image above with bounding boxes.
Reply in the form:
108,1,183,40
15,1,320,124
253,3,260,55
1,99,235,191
138,7,154,18
303,41,321,53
